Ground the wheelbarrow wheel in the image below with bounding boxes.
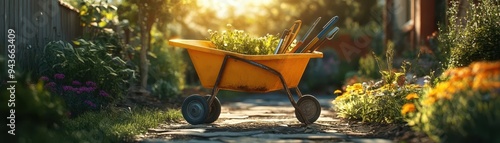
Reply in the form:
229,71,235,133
295,95,321,123
181,95,209,125
204,95,221,123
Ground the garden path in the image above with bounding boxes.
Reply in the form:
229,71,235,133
135,93,422,143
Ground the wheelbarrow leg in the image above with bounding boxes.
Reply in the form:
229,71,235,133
294,88,303,98
208,56,230,111
282,83,311,125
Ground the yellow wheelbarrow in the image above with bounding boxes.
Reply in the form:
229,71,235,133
169,39,323,125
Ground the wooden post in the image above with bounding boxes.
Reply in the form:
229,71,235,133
384,0,393,48
415,0,438,48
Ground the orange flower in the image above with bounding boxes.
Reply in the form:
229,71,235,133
437,92,452,100
406,93,419,100
445,85,458,95
401,103,416,115
479,81,500,91
427,90,437,99
423,97,437,105
457,67,472,77
471,61,500,74
491,82,500,88
473,80,488,91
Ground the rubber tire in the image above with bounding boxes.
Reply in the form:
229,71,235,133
295,95,321,123
204,95,221,123
181,95,209,125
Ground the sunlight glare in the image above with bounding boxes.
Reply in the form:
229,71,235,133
197,0,274,18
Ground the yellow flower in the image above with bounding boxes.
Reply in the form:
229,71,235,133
334,90,342,95
335,95,345,101
353,83,363,90
406,93,419,100
401,103,416,115
346,85,354,92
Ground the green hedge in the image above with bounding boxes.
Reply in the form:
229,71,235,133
439,0,500,68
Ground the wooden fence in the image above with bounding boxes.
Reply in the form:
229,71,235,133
1,0,82,74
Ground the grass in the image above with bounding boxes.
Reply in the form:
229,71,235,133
16,107,182,143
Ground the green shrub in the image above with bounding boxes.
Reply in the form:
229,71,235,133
208,24,279,55
39,40,135,114
148,39,186,99
151,79,180,99
0,74,68,142
439,0,500,68
333,43,426,123
358,53,381,79
333,81,424,123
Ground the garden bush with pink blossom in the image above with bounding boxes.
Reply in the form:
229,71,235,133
39,40,135,116
41,73,113,116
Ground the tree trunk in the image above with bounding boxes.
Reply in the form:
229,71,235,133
139,6,150,93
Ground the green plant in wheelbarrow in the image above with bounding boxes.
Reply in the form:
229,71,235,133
208,24,280,55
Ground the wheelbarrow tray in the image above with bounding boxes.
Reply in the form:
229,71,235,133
169,39,323,93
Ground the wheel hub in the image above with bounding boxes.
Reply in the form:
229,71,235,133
187,101,203,119
300,100,316,118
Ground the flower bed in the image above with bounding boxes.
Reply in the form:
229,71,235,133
404,61,500,142
333,78,424,123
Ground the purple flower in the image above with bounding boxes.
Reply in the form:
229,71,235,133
54,74,65,79
99,90,109,97
72,80,82,86
84,100,97,108
46,82,56,87
79,87,88,92
40,76,49,81
63,86,73,91
86,81,97,87
44,82,57,91
79,87,95,93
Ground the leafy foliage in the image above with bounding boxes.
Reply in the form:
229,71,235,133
333,43,425,123
404,61,500,143
148,36,186,99
358,54,381,79
79,0,121,45
39,40,135,110
0,67,180,143
0,74,68,142
438,0,500,68
208,24,280,55
333,82,424,123
79,0,117,29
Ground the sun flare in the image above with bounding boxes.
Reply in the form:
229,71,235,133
196,0,274,18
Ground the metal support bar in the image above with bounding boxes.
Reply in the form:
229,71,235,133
207,56,229,111
294,88,303,98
